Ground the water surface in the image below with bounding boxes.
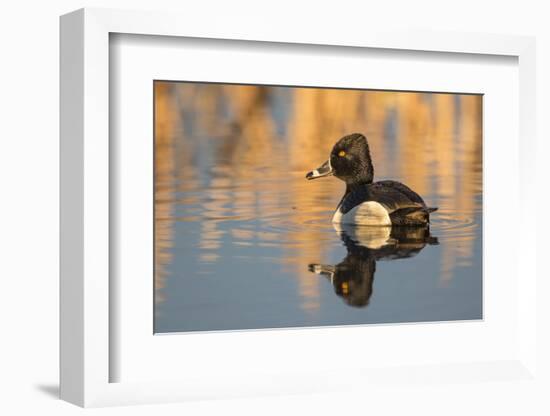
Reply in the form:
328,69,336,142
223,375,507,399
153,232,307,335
154,82,482,333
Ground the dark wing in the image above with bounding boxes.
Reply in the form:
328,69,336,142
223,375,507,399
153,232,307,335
339,180,435,216
367,180,427,213
339,181,423,214
373,180,426,205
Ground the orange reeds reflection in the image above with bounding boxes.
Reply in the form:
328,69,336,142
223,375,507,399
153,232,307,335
154,83,177,304
154,82,482,309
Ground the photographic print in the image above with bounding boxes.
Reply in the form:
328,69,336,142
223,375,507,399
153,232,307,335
154,81,482,333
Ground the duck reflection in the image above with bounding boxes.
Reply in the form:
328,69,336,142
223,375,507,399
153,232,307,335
309,225,438,307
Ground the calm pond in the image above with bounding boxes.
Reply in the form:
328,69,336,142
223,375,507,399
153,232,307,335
154,82,482,333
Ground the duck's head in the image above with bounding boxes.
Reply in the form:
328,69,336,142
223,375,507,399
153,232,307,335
305,133,374,186
308,244,375,308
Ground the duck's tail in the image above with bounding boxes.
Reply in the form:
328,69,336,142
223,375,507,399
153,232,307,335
426,207,438,213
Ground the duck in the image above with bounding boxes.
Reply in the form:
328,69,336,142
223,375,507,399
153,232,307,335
306,133,437,226
309,223,438,307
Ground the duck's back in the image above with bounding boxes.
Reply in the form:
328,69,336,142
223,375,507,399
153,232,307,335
333,180,437,226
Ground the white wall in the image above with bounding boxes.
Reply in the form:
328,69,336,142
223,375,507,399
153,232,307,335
1,1,548,414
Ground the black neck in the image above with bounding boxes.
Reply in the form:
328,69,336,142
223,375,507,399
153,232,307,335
345,181,369,195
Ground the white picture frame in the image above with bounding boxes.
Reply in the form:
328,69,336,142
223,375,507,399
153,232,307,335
60,7,538,408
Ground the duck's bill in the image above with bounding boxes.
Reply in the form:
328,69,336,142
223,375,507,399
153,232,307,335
305,160,333,180
308,263,335,276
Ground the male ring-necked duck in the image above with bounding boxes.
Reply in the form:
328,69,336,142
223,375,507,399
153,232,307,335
306,133,437,226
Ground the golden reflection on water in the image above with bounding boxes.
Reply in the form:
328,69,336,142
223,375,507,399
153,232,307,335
154,82,177,305
154,82,482,314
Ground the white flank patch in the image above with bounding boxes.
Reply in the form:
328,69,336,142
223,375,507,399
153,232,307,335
332,201,392,226
332,223,392,249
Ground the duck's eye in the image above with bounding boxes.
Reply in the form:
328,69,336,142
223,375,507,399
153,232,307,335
341,282,349,294
338,150,346,157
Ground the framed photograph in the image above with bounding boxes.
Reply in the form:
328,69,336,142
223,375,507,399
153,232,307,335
60,8,538,407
